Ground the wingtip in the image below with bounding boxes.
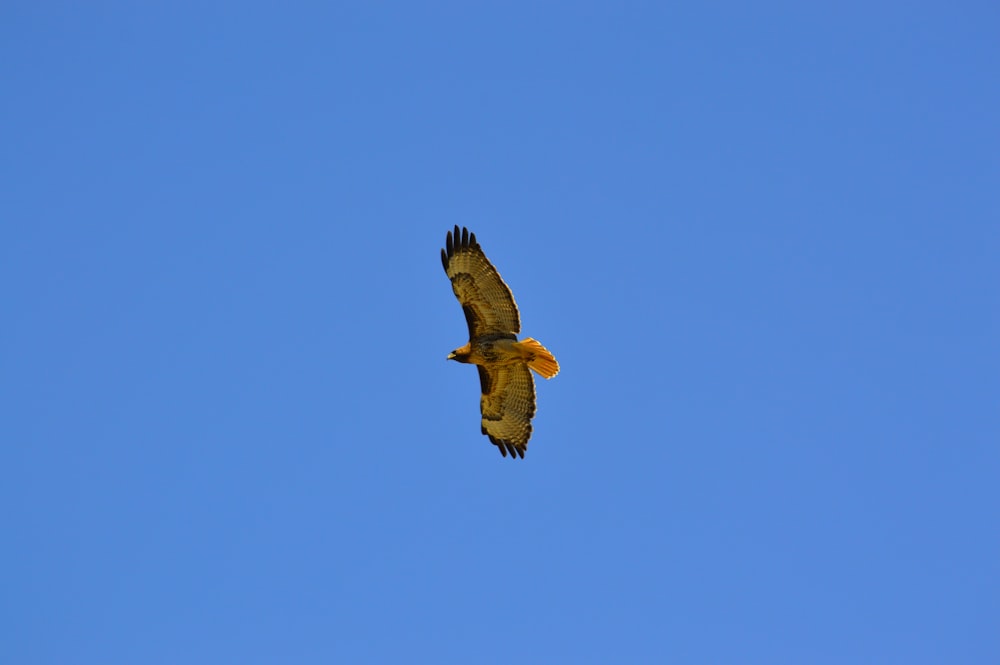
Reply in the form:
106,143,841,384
444,226,480,256
502,440,525,459
487,436,526,460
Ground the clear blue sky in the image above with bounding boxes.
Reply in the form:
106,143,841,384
3,3,998,663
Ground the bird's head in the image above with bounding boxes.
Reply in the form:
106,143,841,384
447,343,472,363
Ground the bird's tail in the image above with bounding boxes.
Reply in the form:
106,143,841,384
515,338,560,379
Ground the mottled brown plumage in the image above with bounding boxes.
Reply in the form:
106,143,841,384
441,226,559,459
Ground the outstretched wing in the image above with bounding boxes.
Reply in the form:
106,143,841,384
441,225,521,339
477,363,536,458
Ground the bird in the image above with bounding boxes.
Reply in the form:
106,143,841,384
441,225,559,458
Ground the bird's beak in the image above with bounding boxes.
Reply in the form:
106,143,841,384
446,352,456,361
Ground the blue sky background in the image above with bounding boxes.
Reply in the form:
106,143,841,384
3,3,998,663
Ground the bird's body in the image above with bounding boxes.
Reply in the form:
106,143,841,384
441,226,559,459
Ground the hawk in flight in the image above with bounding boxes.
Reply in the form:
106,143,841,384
442,226,559,458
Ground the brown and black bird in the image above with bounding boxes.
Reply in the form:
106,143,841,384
441,226,559,458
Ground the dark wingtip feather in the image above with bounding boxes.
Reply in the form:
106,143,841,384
445,226,479,255
487,435,525,460
441,248,448,271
